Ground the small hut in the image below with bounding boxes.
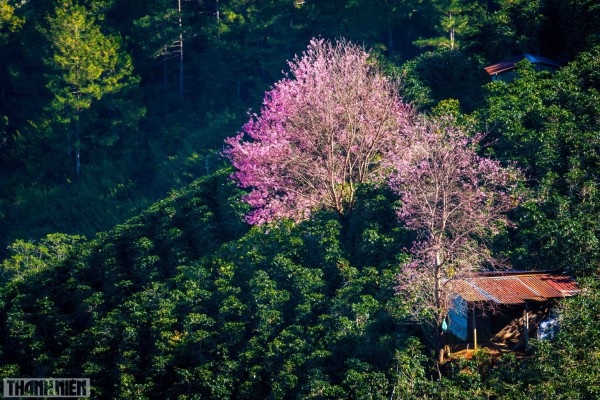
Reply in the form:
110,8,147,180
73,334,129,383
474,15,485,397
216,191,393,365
484,54,560,82
447,271,580,350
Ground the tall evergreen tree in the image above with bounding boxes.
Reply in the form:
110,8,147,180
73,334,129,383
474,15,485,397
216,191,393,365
414,0,477,50
0,0,23,137
0,0,22,44
44,0,134,177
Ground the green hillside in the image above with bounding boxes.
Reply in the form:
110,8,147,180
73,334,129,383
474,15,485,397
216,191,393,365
1,171,412,398
2,170,599,398
1,0,600,398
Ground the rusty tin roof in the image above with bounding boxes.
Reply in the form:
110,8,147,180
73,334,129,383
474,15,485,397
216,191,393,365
450,271,580,305
484,53,561,75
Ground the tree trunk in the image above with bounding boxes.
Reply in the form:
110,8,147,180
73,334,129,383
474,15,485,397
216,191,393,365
434,251,444,364
179,42,183,100
76,141,81,177
75,114,81,177
67,129,72,161
204,156,211,175
178,0,184,101
448,12,455,50
436,323,444,364
163,45,168,93
215,0,220,39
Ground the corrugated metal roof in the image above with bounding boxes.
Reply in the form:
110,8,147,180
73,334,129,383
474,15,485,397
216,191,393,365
544,275,581,295
484,56,524,75
451,272,580,305
484,54,560,75
472,277,544,304
519,275,563,298
449,280,488,302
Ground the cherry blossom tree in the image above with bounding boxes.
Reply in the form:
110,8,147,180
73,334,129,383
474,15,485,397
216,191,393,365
224,38,414,225
388,118,524,362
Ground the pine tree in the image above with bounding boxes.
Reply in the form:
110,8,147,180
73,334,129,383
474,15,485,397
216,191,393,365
414,0,477,50
44,0,134,177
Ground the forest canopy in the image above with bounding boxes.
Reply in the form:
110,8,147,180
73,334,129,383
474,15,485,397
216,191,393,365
1,0,599,398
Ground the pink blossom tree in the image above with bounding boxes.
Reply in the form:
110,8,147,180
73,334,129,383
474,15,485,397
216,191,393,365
224,38,414,225
388,118,524,362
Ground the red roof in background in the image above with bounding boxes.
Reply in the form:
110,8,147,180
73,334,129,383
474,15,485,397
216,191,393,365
484,53,561,75
449,272,580,305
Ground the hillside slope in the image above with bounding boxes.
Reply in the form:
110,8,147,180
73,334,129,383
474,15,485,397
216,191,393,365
0,170,413,399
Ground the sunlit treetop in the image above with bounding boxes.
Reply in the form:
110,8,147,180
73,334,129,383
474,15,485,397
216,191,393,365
225,38,415,225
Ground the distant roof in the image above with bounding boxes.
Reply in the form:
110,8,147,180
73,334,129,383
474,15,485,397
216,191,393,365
450,271,580,305
484,54,561,75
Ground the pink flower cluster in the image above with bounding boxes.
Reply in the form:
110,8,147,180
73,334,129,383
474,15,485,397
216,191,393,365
224,38,414,224
389,118,523,323
224,38,524,327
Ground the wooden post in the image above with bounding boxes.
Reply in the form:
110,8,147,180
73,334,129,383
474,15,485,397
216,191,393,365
473,306,477,350
524,302,529,351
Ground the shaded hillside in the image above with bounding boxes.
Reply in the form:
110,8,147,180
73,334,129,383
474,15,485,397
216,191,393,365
1,170,599,399
0,170,417,399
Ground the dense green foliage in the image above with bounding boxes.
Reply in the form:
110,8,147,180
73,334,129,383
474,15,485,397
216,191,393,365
0,171,418,398
480,48,600,275
1,0,600,398
2,0,597,253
